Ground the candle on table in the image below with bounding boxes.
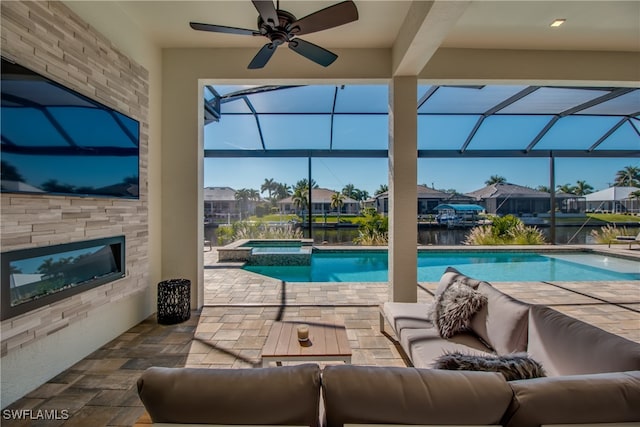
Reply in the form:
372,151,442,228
297,324,309,341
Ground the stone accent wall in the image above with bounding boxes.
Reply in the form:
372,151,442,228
0,1,149,357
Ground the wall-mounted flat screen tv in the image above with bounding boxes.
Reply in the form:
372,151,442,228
1,57,140,198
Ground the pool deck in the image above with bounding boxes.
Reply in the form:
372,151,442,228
3,245,638,427
204,244,640,345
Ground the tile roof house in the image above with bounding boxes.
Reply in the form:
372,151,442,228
277,188,359,215
375,185,453,215
204,187,242,222
466,183,580,216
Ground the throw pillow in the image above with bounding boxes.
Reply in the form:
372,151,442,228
432,351,547,381
434,266,483,299
433,282,487,338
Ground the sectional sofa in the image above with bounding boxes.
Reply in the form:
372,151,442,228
136,268,640,426
381,267,640,376
137,363,640,426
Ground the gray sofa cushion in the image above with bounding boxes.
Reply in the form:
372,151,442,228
470,282,530,354
400,327,493,369
322,364,513,427
382,268,486,337
383,302,433,334
527,305,640,376
503,370,640,427
137,364,321,426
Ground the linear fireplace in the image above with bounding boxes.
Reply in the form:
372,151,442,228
1,236,125,320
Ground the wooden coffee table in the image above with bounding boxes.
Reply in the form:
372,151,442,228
262,321,352,367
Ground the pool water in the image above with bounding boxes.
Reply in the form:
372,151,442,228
241,241,303,248
242,250,640,282
251,247,308,254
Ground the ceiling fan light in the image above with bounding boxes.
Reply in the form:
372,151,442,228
550,19,566,27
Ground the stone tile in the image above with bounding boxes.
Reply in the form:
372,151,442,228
89,387,141,407
553,281,640,304
212,329,242,340
59,405,119,427
105,406,146,426
25,383,71,399
34,398,89,419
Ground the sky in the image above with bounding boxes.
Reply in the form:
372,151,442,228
203,84,639,197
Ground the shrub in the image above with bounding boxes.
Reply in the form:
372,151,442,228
509,222,546,245
464,215,545,245
217,220,303,244
216,225,235,246
464,225,498,245
590,224,630,244
353,208,388,245
353,229,388,245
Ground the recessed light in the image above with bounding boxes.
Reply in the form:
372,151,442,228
550,19,566,27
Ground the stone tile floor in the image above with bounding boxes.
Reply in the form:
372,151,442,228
2,245,638,426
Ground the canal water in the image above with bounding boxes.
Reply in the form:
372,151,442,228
206,224,640,246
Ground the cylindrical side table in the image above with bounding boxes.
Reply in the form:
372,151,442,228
157,278,191,324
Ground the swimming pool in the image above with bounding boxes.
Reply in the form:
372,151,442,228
242,250,640,282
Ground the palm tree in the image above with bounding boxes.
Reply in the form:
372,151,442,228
485,175,507,185
556,183,576,194
294,179,318,193
292,187,309,216
342,183,356,199
630,190,640,200
573,180,594,196
353,189,370,201
331,192,345,221
234,188,252,219
375,184,388,195
614,166,640,187
274,182,292,200
248,188,260,201
261,178,275,200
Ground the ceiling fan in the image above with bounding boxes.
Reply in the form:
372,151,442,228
190,0,358,69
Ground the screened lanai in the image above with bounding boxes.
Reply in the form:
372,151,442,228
203,84,639,243
204,84,639,156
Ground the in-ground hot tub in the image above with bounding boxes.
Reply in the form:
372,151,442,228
217,239,313,265
247,245,312,266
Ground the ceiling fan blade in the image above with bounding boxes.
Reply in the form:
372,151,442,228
289,1,358,36
252,0,279,28
190,22,258,36
288,38,337,67
248,43,278,69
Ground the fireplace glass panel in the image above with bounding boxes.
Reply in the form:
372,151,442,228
1,236,124,319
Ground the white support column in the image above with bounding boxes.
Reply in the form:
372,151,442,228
388,76,418,303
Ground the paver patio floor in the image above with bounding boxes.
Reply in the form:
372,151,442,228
2,245,638,426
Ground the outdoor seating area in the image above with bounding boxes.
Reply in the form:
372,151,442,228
1,1,639,425
2,246,637,426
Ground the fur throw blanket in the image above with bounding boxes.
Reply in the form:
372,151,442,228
432,351,546,381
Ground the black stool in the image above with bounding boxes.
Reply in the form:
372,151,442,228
157,279,191,324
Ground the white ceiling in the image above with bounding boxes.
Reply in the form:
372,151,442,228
115,0,640,52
